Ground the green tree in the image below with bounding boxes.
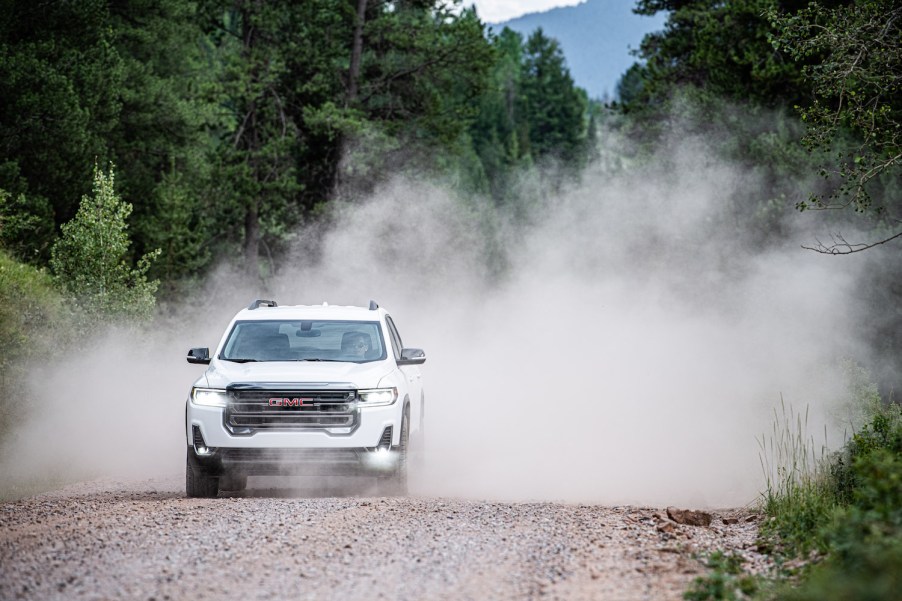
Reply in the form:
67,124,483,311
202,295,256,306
770,0,902,253
282,1,354,210
200,0,304,278
140,167,213,296
336,1,495,194
0,0,124,257
469,27,529,200
0,189,55,262
106,0,220,277
629,0,822,110
50,165,160,321
470,26,590,204
520,28,588,165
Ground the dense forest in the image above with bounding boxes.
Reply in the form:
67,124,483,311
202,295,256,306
0,0,590,285
3,0,898,371
1,0,899,346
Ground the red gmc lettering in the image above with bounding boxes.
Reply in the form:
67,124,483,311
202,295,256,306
268,397,311,407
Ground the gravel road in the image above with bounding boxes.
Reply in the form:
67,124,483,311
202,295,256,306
0,477,768,600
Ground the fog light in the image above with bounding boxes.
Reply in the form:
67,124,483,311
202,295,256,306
366,447,396,469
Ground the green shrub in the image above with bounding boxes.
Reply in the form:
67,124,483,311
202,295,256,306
50,163,160,323
695,373,902,601
759,394,902,601
0,249,68,437
780,540,902,601
684,552,760,601
830,404,902,506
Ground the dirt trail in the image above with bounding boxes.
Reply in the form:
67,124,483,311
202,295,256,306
0,478,767,600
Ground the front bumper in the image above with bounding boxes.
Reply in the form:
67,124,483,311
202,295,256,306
190,444,401,476
187,402,401,476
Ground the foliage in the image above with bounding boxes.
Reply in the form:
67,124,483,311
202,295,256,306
0,0,594,281
198,0,303,277
140,168,213,296
779,537,902,601
49,165,160,321
0,188,55,263
631,0,811,111
758,399,835,556
339,1,496,196
469,28,531,201
686,366,901,600
0,0,124,236
769,0,902,253
353,2,492,145
752,374,902,600
0,249,67,437
684,552,760,600
469,26,591,206
520,29,588,166
615,0,834,247
106,0,221,276
0,0,220,278
772,402,902,600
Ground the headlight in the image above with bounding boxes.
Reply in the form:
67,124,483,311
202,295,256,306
358,387,398,407
191,388,229,407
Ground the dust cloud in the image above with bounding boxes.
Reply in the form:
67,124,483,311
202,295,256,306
0,126,872,507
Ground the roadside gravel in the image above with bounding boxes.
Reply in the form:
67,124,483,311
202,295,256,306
0,478,769,600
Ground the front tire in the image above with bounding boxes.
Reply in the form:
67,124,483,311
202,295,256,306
377,409,409,496
186,447,219,498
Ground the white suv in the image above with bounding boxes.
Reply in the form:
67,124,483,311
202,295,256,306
184,299,425,498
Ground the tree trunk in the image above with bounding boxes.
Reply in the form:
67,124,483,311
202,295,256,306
240,1,261,278
244,195,259,273
347,0,368,103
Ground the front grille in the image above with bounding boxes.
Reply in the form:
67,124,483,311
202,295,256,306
225,388,358,433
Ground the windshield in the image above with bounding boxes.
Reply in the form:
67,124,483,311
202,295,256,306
221,320,387,363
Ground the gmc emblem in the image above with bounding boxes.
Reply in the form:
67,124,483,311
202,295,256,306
269,397,314,407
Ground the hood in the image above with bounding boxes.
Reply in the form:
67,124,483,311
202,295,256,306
199,359,393,390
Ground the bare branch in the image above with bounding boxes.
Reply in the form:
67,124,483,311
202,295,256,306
803,229,902,254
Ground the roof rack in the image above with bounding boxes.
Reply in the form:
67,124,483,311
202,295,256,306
368,300,379,310
248,299,278,310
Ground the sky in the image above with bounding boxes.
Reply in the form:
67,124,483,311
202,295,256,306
467,0,584,23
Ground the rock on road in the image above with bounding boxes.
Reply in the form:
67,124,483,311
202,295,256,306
0,478,766,600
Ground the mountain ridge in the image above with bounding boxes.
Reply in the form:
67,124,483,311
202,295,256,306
489,0,665,100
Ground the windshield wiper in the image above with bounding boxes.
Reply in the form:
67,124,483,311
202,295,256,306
294,358,342,362
223,358,259,363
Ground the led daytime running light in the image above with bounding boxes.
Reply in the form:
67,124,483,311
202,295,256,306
358,387,398,406
192,388,229,407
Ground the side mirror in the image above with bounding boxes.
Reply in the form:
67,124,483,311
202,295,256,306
187,347,211,365
397,347,426,366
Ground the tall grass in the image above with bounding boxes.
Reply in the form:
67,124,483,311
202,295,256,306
757,398,834,556
755,369,902,600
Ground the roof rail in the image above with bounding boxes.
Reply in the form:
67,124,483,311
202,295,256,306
248,299,278,310
368,300,379,310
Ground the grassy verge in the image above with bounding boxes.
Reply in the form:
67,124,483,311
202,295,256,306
685,373,902,600
0,250,69,439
